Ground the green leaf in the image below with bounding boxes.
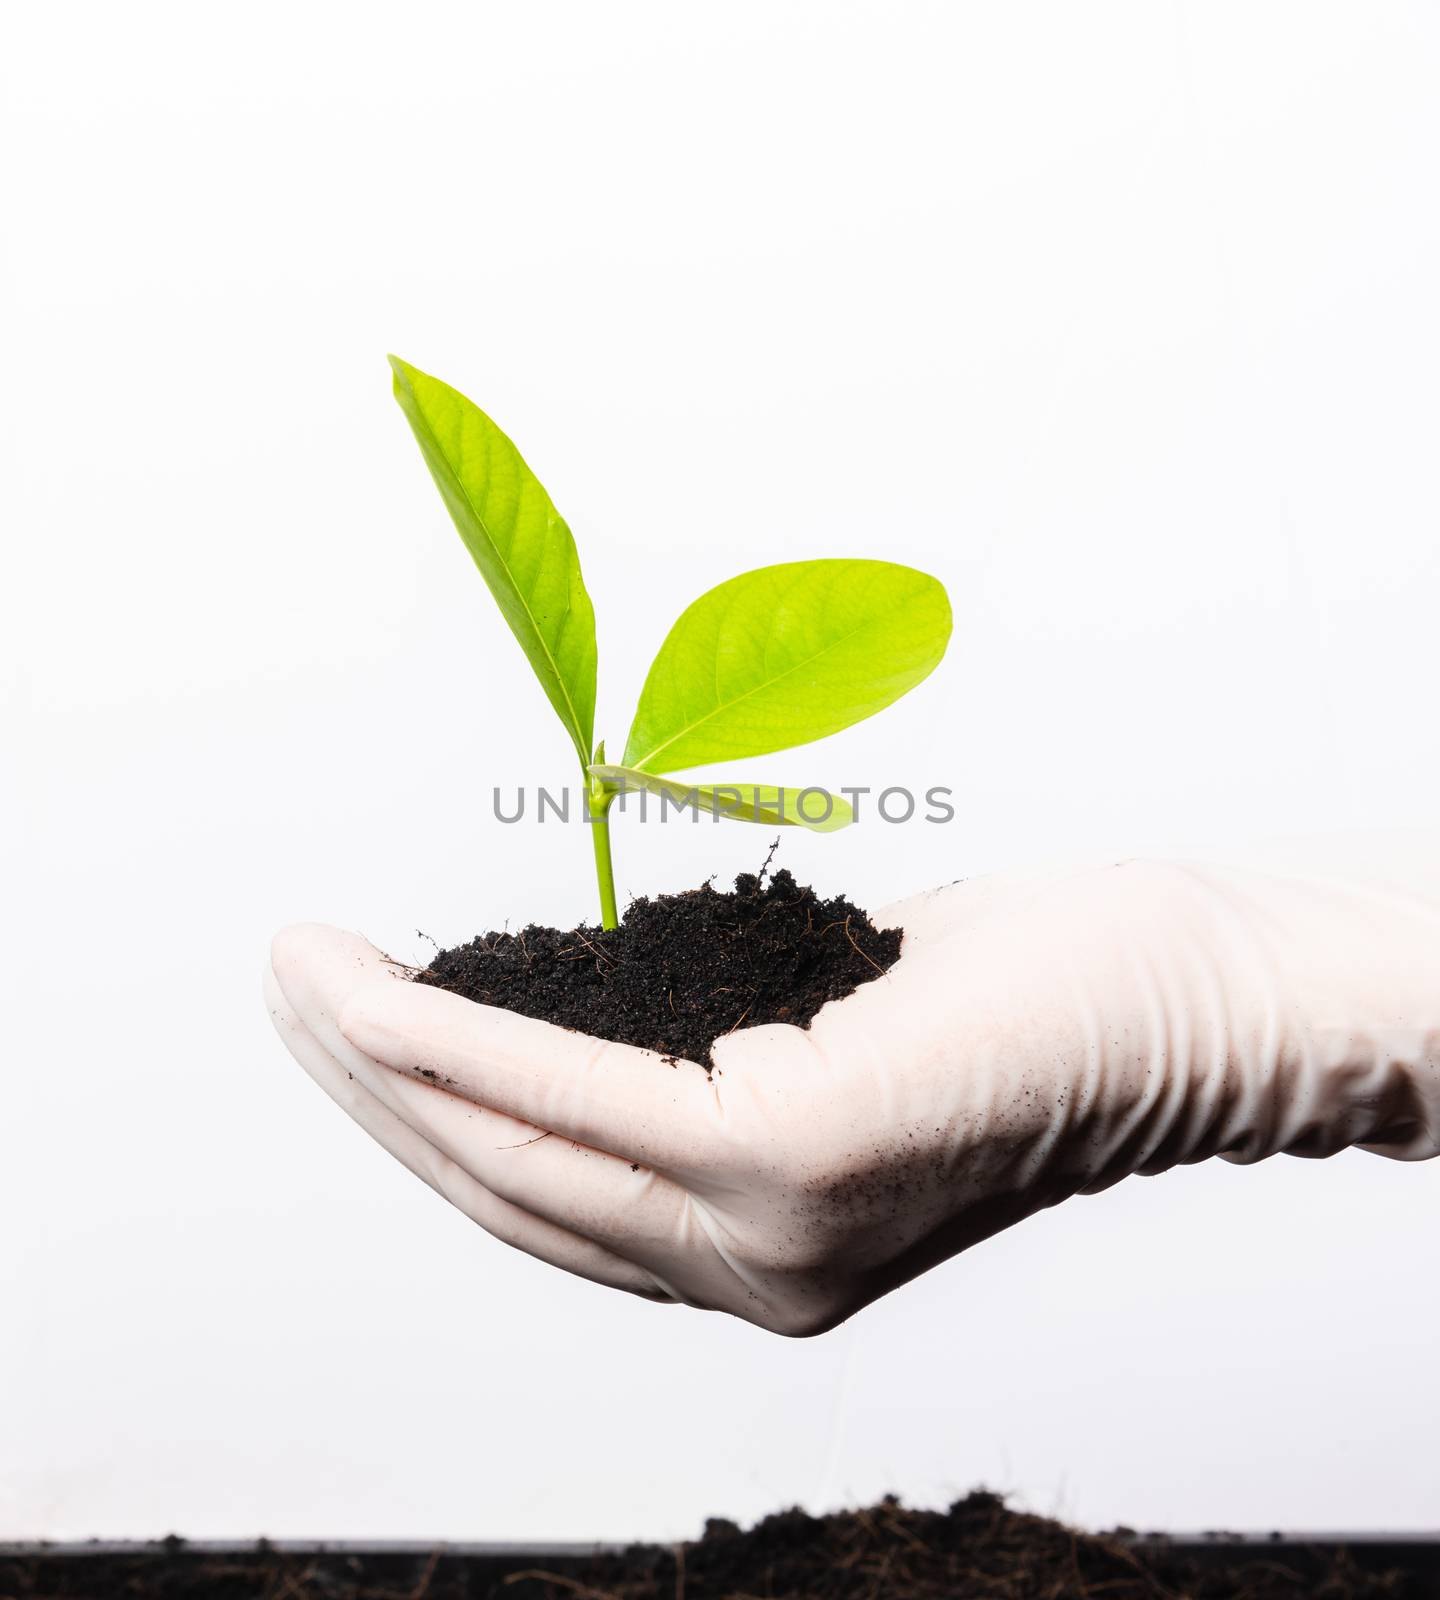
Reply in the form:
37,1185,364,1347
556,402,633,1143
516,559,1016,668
622,560,951,775
390,356,597,766
590,764,853,833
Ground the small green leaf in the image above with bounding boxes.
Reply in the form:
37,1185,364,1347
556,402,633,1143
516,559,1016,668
622,560,950,775
390,356,597,766
591,763,853,833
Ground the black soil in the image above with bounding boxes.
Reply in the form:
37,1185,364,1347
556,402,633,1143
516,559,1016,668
571,1493,1414,1600
415,864,903,1066
1,1493,1417,1598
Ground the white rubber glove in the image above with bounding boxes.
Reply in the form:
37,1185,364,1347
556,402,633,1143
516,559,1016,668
266,847,1440,1336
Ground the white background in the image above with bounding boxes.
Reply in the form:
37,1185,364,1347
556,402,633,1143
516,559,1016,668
4,0,1439,1543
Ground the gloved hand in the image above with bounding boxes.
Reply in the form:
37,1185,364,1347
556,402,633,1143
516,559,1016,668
266,849,1440,1336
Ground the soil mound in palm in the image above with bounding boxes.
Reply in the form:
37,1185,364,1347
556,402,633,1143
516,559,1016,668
415,864,902,1066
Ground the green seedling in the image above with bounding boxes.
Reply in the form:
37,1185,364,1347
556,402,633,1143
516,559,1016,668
390,356,952,929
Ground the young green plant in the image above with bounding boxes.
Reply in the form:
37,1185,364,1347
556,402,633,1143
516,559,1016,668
389,356,952,929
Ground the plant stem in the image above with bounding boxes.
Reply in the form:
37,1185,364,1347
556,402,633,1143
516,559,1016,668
587,784,619,929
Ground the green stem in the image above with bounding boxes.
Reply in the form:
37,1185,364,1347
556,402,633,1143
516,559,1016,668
587,783,618,929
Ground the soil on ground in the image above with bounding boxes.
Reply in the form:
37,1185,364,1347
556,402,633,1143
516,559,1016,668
414,861,903,1066
572,1492,1412,1600
1,1492,1416,1598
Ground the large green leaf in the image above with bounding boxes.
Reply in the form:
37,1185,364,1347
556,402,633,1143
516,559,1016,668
590,764,853,832
390,356,597,765
622,560,951,775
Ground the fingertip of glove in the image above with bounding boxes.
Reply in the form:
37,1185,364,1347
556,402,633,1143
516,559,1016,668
269,922,331,986
260,960,295,1037
266,923,408,1033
